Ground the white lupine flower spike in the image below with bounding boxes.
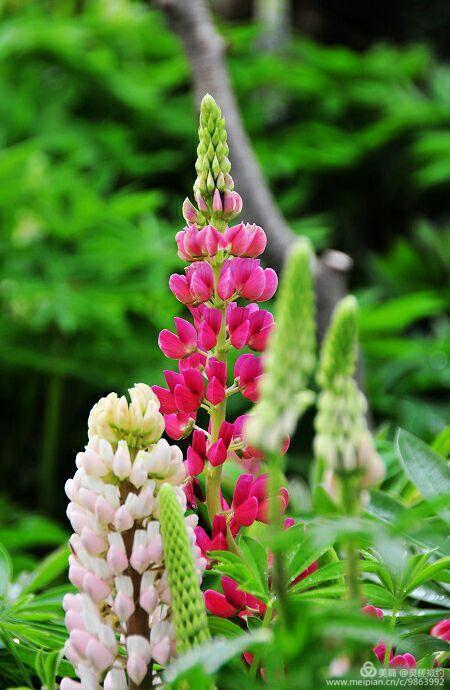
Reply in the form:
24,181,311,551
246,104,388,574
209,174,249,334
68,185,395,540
62,385,205,688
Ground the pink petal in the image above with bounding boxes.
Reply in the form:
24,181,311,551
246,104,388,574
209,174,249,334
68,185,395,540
186,446,205,476
164,369,183,393
194,527,212,555
192,429,207,455
221,576,246,610
182,198,198,225
246,225,267,257
206,358,227,385
199,321,218,351
151,386,176,414
241,266,266,300
174,317,197,349
218,421,234,446
258,268,278,301
206,377,226,406
208,439,228,466
249,474,268,502
233,474,253,508
174,384,201,413
362,605,384,619
169,274,193,304
230,320,250,349
234,496,258,526
164,412,194,440
189,263,214,302
182,368,204,396
217,262,235,300
431,619,450,640
158,330,188,359
248,323,274,352
204,590,238,618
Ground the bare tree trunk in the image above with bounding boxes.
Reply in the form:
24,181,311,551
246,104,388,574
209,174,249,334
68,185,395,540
154,0,351,339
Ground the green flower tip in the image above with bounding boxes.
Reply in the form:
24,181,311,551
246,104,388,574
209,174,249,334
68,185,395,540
195,93,232,198
318,295,358,389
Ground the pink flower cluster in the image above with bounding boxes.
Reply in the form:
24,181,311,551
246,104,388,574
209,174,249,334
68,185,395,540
154,187,294,615
168,255,277,306
204,517,318,620
362,605,417,669
194,473,289,566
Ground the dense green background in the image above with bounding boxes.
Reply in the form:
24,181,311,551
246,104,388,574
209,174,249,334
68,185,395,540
0,0,448,520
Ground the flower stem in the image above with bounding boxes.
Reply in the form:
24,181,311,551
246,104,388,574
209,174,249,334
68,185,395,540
339,473,361,602
205,262,228,523
249,603,273,676
267,451,288,624
384,608,397,667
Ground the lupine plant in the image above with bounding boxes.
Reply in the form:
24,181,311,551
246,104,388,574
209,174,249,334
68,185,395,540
58,95,450,690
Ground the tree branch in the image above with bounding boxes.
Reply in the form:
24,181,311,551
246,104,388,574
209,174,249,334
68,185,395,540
154,0,352,339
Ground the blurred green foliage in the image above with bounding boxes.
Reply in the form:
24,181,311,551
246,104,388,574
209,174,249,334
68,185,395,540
0,0,448,513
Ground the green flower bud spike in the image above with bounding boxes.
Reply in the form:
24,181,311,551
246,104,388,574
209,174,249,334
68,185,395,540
314,295,384,504
159,483,211,654
195,94,232,198
317,295,357,389
245,238,316,452
183,95,242,229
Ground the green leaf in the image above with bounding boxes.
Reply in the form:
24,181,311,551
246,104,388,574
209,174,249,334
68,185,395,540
405,557,450,594
164,628,272,683
208,617,243,639
290,561,345,594
395,429,450,522
432,425,450,459
0,542,12,598
21,546,69,595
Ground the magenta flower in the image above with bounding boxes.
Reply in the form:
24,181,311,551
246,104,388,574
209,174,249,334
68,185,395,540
190,305,222,351
430,619,450,641
186,429,208,476
374,645,416,668
226,303,274,352
158,317,197,359
234,354,263,402
179,352,207,372
224,223,267,258
176,224,227,262
195,515,228,568
152,370,181,414
173,368,204,413
204,576,266,618
163,411,195,440
362,604,384,619
184,476,205,509
207,421,234,467
205,358,227,406
222,189,243,218
169,262,214,305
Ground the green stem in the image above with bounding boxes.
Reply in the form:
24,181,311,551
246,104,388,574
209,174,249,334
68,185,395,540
249,603,273,677
384,608,397,667
205,260,228,523
268,451,288,624
340,473,361,602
